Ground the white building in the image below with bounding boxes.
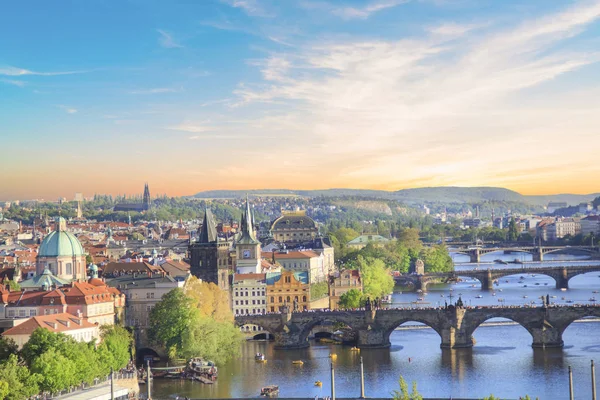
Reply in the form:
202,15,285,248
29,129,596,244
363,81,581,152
232,273,267,333
2,313,99,349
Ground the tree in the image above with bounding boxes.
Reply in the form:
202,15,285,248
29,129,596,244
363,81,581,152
30,348,78,393
6,280,20,291
338,289,363,309
149,286,242,362
184,277,234,322
0,354,40,400
0,336,18,362
392,376,423,400
21,328,72,366
507,218,519,241
419,245,453,273
353,256,394,298
97,325,133,371
310,282,329,300
148,288,200,359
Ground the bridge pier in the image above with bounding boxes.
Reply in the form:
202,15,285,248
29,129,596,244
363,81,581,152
480,270,494,291
532,247,544,262
555,267,569,290
440,327,474,348
356,329,390,349
530,326,564,349
469,249,481,263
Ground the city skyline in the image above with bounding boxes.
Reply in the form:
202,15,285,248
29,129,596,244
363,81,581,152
3,0,600,199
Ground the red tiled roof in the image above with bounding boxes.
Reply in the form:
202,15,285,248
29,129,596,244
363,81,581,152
3,313,96,336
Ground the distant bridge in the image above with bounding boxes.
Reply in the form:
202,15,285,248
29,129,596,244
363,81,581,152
394,265,600,291
235,305,600,350
395,264,600,291
448,245,599,263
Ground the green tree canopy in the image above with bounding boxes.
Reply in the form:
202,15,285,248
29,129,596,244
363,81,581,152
351,256,394,299
0,354,40,400
338,289,363,309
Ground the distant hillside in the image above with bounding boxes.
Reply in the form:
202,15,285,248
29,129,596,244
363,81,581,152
191,187,599,206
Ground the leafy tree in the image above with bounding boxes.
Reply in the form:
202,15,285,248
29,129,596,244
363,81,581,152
310,282,329,300
184,277,234,322
31,348,78,393
149,286,242,362
0,336,18,362
21,328,72,366
338,289,363,309
419,245,453,273
392,376,423,400
6,280,20,291
97,325,133,371
148,288,200,359
507,218,519,241
352,256,394,298
0,354,40,400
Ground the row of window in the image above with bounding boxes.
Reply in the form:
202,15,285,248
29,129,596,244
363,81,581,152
6,309,36,317
234,291,266,297
235,309,265,315
271,295,307,303
235,299,266,305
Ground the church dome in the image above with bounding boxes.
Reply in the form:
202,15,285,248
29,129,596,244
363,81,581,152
38,217,85,257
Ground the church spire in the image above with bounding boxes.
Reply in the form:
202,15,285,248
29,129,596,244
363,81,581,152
238,195,258,244
198,206,218,244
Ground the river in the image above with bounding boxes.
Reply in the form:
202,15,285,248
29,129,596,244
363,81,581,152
152,254,600,399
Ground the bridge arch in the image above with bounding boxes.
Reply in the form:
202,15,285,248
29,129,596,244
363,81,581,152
555,308,600,336
466,316,535,348
382,318,444,348
296,314,359,345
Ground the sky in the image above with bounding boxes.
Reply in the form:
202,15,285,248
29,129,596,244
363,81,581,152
2,0,600,200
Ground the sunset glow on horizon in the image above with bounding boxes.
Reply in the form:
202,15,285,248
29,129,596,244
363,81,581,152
3,0,600,200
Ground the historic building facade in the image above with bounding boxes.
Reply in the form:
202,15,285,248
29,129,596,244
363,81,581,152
328,270,362,309
270,211,318,244
266,271,310,313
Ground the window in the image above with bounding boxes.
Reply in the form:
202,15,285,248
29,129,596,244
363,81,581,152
18,310,26,317
295,296,298,302
29,310,36,316
302,296,307,302
65,263,72,275
286,296,291,302
278,296,282,302
252,300,256,305
262,300,266,304
245,300,248,305
252,291,255,296
270,296,274,302
271,306,275,312
235,300,239,305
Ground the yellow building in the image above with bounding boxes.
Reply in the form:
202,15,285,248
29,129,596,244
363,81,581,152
266,271,310,312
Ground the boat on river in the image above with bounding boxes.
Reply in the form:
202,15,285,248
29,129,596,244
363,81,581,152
494,259,508,265
350,346,360,352
261,385,279,397
188,358,218,382
315,380,323,387
255,353,266,362
292,360,304,365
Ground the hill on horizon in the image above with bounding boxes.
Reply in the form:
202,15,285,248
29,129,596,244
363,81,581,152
191,186,599,206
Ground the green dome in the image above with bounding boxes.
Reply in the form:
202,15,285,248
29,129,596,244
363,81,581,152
38,217,85,257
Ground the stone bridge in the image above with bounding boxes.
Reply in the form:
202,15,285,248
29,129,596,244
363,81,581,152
395,264,600,291
235,305,600,350
449,245,599,263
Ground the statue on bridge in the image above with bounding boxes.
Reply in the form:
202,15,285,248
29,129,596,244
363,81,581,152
456,296,464,308
365,297,372,311
293,298,299,312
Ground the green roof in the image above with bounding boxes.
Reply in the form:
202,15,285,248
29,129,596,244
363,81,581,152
20,268,71,289
38,217,85,257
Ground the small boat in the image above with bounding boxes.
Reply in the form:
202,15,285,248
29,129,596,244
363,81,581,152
544,283,548,286
417,297,424,301
350,347,360,351
505,280,509,283
561,288,567,292
498,289,503,292
551,296,557,299
261,385,279,397
315,380,323,387
492,292,497,296
593,291,599,294
523,285,528,288
566,300,574,303
440,294,445,298
520,276,525,279
494,259,508,265
255,353,266,362
292,360,304,365
329,353,337,359
523,295,528,299
561,297,566,300
535,283,540,286
590,297,597,302
476,295,483,299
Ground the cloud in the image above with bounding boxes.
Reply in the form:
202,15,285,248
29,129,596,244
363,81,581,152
302,0,408,19
0,79,26,87
157,29,183,48
231,1,600,190
167,123,212,133
129,87,183,94
221,0,274,17
0,65,88,76
58,105,77,114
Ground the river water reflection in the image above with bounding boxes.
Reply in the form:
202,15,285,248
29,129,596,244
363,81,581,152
152,255,600,400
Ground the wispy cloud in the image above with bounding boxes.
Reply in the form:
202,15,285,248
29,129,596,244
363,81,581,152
129,87,183,94
232,1,600,190
221,0,274,17
58,105,77,114
157,29,183,48
302,0,408,19
0,78,26,87
167,123,212,133
0,65,88,76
